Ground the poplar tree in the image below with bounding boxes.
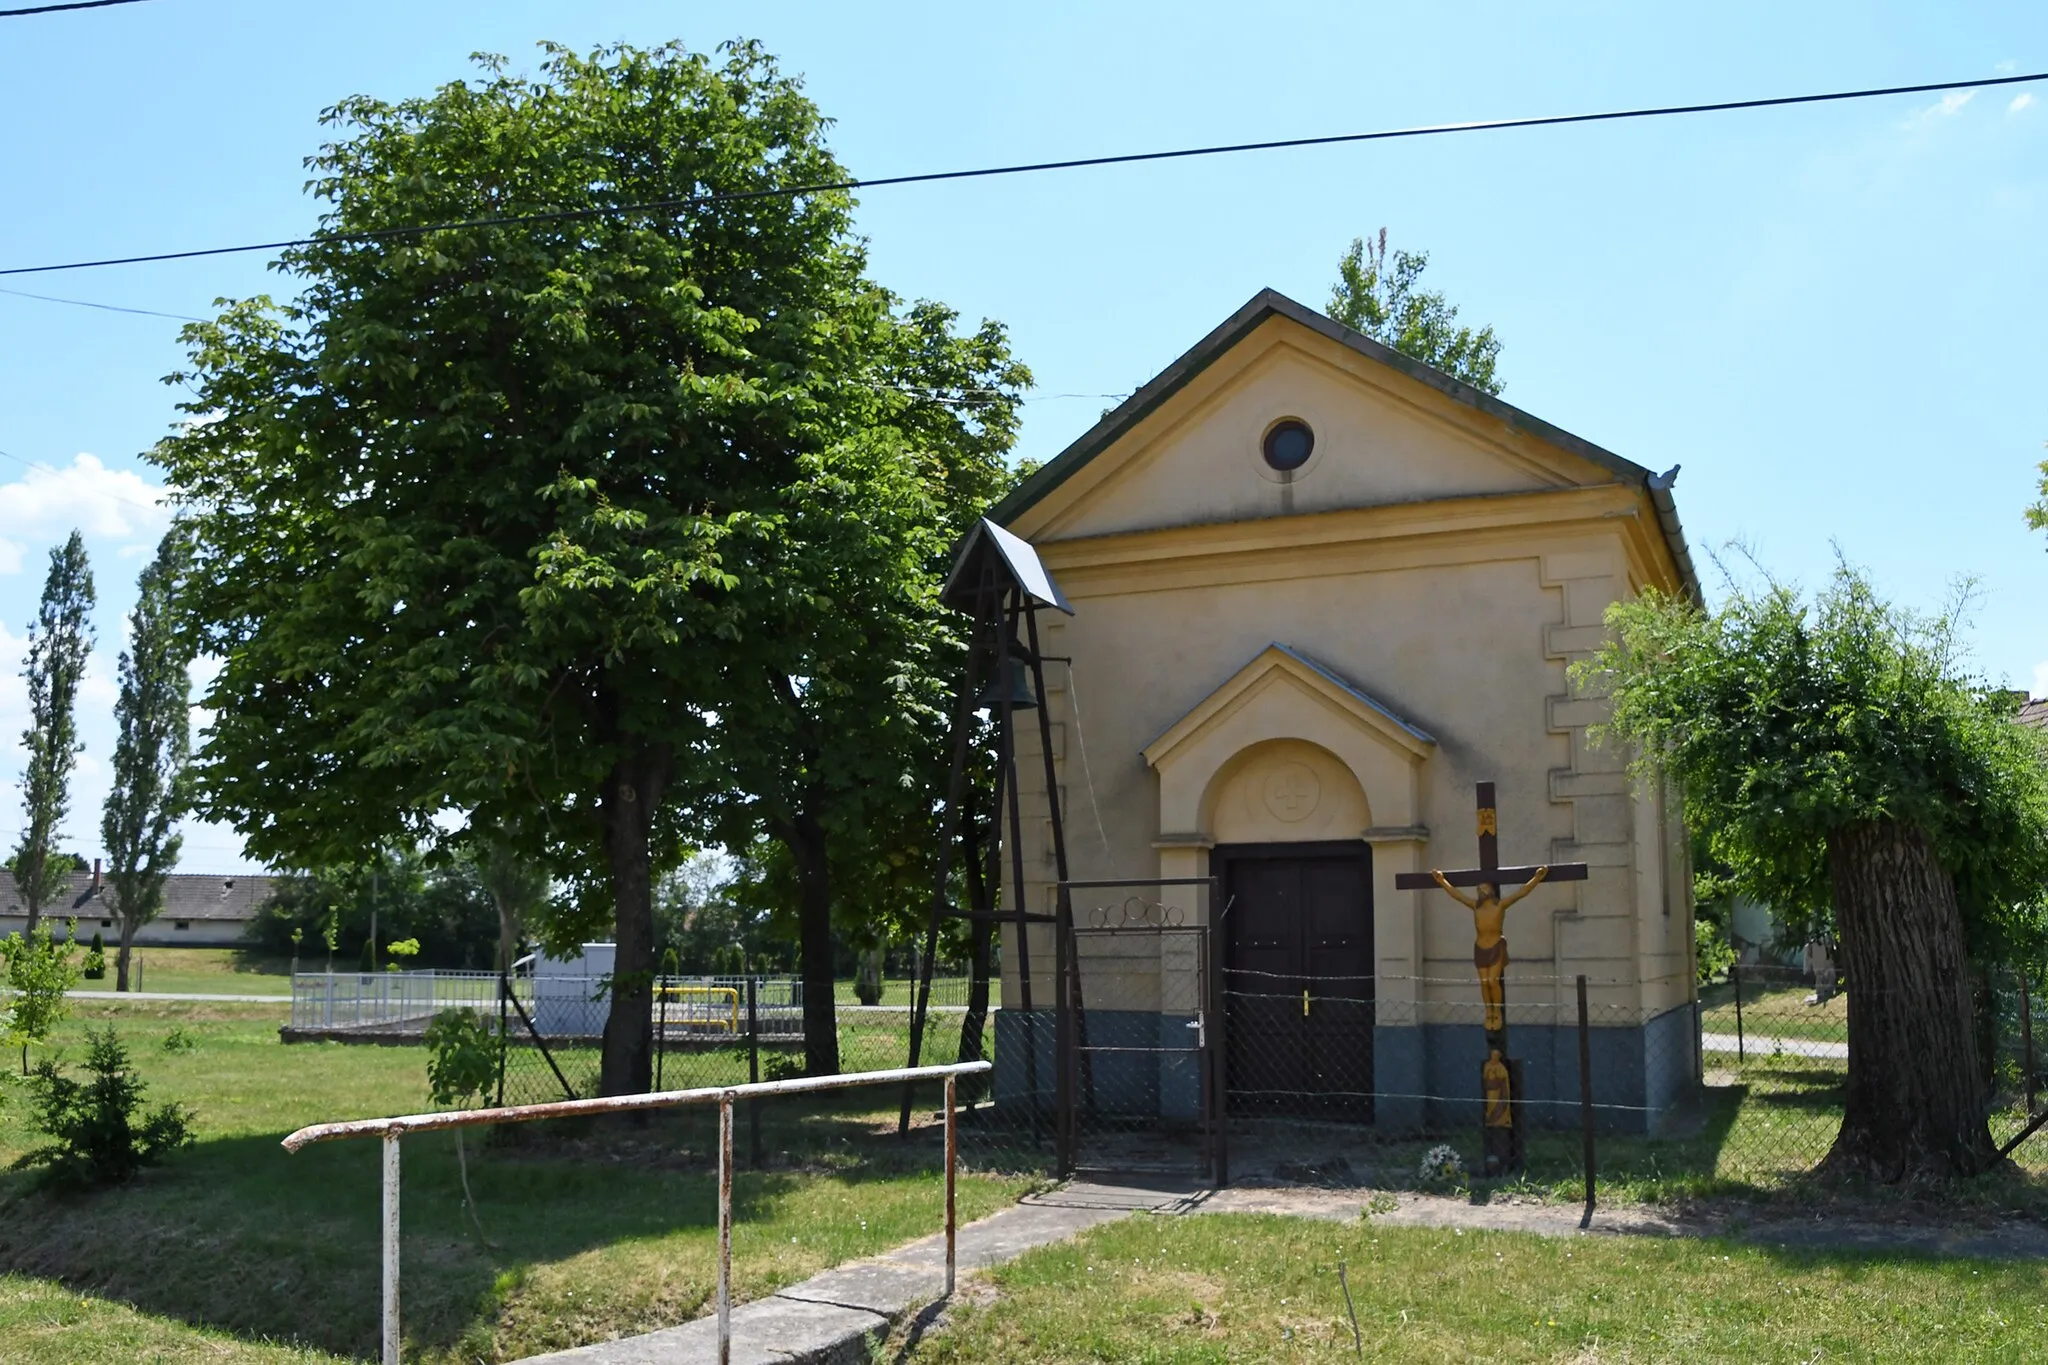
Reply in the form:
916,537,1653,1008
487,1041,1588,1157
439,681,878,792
102,533,193,992
1329,228,1504,395
14,532,95,934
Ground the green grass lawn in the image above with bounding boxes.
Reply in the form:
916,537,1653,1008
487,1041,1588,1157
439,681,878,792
0,1000,1029,1363
834,976,975,1007
1699,978,1849,1044
69,946,297,996
910,1213,2048,1363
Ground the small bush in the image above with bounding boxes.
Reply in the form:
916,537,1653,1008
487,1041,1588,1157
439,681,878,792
83,932,106,981
161,1027,195,1055
2,920,81,1073
12,1026,194,1189
425,1009,497,1109
1695,912,1736,985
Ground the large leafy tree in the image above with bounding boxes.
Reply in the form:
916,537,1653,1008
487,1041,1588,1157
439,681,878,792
1329,228,1504,395
155,40,1021,1093
1580,566,2048,1180
13,533,95,935
709,304,1024,1073
101,533,193,992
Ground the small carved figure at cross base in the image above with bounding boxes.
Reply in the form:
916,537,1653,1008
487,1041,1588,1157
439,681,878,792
1396,782,1588,1176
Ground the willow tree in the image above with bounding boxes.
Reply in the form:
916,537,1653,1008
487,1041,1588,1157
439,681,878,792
1580,567,2048,1180
154,41,1017,1094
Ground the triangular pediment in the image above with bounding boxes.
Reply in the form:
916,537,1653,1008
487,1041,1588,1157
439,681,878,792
994,292,1696,604
1142,644,1435,772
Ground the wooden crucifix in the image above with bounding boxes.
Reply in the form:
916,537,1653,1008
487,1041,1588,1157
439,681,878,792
1395,782,1587,1174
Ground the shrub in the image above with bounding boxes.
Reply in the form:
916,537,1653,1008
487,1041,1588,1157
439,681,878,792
83,931,106,980
1,920,81,1073
161,1027,194,1054
1695,912,1736,985
425,1008,497,1110
425,1008,498,1240
12,1026,194,1189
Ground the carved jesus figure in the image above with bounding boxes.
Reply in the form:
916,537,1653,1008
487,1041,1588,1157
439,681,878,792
1431,866,1550,1034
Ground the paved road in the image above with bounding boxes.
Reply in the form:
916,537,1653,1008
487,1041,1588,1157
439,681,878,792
67,989,292,1003
1701,1031,1846,1059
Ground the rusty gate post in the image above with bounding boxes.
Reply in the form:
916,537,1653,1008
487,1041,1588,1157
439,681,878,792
945,1073,958,1297
380,1131,401,1365
718,1092,733,1365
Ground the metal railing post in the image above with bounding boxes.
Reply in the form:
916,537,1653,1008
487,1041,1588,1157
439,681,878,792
747,976,763,1169
281,1059,992,1361
381,1131,401,1365
945,1073,958,1298
1577,975,1595,1225
718,1092,733,1365
1732,960,1745,1063
2022,975,2037,1117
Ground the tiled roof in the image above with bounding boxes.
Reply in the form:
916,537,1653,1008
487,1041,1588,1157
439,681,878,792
0,870,275,922
2020,697,2048,731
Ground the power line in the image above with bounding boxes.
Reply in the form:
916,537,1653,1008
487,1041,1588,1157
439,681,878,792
3,67,2044,279
0,0,151,15
0,284,204,322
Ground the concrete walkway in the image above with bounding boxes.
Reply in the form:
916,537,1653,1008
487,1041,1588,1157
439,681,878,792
512,1183,1193,1364
1702,1031,1847,1059
68,989,292,1003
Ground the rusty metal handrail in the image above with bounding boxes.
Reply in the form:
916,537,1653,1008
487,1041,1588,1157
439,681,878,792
285,1060,991,1365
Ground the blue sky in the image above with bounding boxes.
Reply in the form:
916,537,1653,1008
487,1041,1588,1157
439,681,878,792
1,1,2044,874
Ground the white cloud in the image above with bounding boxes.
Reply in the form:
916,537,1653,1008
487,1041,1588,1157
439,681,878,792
0,454,169,574
2011,93,2036,115
0,622,26,758
2034,659,2048,699
1902,90,1975,130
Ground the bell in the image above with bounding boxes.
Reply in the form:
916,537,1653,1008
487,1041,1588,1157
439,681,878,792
976,664,1038,712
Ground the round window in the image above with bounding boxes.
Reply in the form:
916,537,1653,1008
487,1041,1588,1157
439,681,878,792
1261,419,1315,472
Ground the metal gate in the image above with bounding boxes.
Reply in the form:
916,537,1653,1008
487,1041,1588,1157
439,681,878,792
1057,877,1224,1182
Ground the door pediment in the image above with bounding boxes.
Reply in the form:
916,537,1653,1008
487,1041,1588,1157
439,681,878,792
1143,644,1434,838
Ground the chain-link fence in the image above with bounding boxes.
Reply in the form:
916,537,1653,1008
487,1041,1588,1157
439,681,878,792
478,973,1055,1174
307,958,2048,1200
1215,966,2048,1199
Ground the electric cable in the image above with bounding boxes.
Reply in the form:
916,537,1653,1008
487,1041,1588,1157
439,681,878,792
0,0,152,16
3,67,2043,278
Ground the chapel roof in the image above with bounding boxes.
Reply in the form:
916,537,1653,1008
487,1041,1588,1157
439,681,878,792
2019,697,2048,730
992,288,1703,604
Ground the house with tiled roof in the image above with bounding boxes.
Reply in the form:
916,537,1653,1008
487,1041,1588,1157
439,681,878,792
0,863,275,946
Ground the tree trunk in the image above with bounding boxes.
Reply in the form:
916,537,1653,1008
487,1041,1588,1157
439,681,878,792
116,918,137,993
1822,819,1998,1180
598,742,670,1098
783,811,840,1077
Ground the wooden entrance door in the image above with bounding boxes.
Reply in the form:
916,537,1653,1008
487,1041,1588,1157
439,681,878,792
1218,842,1373,1118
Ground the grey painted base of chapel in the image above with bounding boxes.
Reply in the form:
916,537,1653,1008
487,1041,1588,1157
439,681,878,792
993,1002,1699,1137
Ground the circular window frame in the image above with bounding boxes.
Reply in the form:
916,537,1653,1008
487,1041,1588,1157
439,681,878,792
1255,416,1321,483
